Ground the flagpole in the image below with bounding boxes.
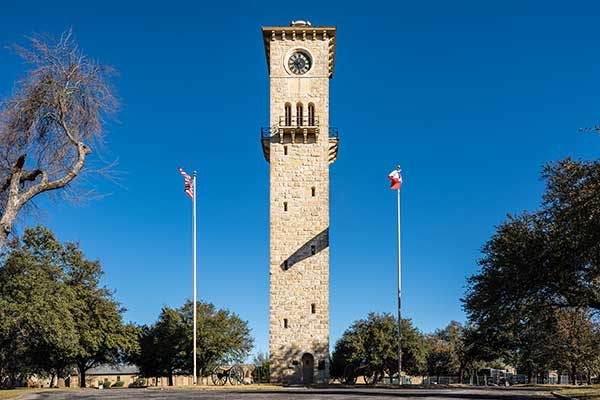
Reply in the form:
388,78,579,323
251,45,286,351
396,166,402,386
192,171,197,385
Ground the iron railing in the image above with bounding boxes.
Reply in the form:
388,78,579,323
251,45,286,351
278,116,320,127
260,127,339,139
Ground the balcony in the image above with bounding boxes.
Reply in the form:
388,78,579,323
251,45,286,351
260,127,339,164
278,116,320,131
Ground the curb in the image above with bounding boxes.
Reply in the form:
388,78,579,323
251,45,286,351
551,391,578,400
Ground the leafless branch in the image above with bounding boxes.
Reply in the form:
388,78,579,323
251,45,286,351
0,29,118,248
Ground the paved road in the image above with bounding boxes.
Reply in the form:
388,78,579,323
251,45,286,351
20,386,556,400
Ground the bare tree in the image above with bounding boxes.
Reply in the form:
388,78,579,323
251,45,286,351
0,30,117,248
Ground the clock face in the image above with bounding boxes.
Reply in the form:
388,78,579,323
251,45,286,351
288,51,312,75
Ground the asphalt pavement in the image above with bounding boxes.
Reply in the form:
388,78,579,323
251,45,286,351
19,386,556,400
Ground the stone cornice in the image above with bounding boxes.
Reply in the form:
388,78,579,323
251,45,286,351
262,26,337,78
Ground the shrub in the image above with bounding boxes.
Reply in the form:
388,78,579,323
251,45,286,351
128,377,147,388
112,381,125,387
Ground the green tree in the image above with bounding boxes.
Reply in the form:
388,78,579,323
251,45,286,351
540,158,600,310
146,307,188,386
182,300,253,376
0,226,135,388
463,158,600,381
0,227,79,386
0,30,117,249
69,272,137,388
129,325,161,382
330,313,427,382
131,300,253,385
552,308,600,384
252,352,270,383
425,321,464,381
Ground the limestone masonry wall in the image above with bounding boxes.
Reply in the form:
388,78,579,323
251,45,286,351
265,26,336,384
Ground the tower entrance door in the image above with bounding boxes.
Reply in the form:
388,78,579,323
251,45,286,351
301,353,314,384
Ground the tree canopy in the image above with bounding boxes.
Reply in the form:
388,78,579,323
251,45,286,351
463,157,600,382
425,321,464,379
330,312,427,382
0,226,135,387
129,300,253,385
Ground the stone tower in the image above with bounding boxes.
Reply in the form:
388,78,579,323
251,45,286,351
261,21,338,385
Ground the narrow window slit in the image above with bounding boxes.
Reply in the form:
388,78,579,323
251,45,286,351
285,103,292,126
297,102,303,126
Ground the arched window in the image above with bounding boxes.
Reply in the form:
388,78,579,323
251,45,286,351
308,103,315,126
296,102,303,126
284,103,292,126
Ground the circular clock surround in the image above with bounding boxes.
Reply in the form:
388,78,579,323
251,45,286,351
287,50,312,75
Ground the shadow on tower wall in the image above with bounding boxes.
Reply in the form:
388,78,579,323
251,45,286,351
280,228,329,271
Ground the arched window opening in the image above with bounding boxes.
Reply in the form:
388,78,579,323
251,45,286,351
297,102,303,126
308,103,315,126
285,103,292,126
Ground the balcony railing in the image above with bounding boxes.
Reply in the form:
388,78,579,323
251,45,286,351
260,126,339,164
260,127,339,139
278,116,320,127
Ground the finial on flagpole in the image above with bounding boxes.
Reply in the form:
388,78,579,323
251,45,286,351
396,165,401,171
193,170,197,177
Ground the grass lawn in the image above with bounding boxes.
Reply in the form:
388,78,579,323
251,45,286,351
0,389,39,400
558,385,600,399
0,388,85,400
0,385,284,399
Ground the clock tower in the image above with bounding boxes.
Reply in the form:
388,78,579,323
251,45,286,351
261,21,338,384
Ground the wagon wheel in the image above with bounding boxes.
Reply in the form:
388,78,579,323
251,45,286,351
211,366,228,386
228,365,244,385
343,365,357,385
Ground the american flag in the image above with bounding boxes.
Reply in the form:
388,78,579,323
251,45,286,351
178,167,194,199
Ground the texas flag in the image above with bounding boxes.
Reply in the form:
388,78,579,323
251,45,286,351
388,169,402,190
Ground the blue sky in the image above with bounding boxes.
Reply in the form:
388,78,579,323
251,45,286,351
1,0,600,358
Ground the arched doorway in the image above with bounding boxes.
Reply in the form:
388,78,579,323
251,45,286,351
301,353,314,384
